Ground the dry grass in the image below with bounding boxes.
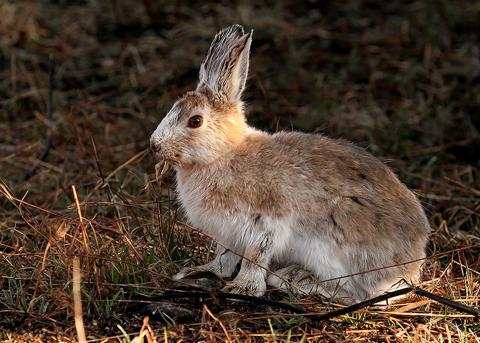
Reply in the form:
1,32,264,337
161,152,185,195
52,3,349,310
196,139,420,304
1,1,479,341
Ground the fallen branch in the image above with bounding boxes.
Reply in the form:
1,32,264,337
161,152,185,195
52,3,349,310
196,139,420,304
302,287,413,321
129,289,307,314
131,285,480,322
413,287,480,317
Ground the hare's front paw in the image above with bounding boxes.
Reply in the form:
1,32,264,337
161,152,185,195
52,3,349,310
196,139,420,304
173,249,241,281
222,278,266,297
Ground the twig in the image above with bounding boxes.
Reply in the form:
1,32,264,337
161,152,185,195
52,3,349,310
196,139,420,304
130,286,480,322
87,148,149,197
101,148,149,186
303,287,414,321
413,287,480,317
24,56,55,180
128,289,308,314
72,185,84,223
73,256,87,343
204,305,232,342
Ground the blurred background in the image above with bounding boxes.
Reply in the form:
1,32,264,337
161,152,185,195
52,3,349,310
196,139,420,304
0,0,479,339
1,1,479,190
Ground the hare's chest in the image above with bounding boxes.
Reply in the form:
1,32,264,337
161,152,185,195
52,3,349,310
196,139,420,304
176,178,206,222
175,172,243,240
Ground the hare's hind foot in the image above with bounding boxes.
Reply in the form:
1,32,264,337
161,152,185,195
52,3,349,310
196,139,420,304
267,265,355,304
173,247,241,281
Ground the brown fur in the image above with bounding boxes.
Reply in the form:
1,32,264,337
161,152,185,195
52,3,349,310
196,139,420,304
151,25,430,302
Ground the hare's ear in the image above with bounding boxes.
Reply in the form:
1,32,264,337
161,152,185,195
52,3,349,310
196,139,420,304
198,25,252,102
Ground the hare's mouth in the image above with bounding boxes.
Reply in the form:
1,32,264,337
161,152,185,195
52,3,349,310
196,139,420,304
150,142,181,164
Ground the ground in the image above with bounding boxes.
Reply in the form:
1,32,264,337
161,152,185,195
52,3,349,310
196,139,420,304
0,0,479,342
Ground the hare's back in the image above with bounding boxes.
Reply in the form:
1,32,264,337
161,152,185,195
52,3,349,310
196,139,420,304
270,131,395,193
265,132,429,238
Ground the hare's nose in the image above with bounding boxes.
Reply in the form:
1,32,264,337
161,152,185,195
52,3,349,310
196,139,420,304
150,139,162,153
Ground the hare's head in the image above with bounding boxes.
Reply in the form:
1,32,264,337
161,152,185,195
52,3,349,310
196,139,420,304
150,25,253,167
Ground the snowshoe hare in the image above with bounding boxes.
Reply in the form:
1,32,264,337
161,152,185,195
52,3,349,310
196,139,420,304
150,25,430,304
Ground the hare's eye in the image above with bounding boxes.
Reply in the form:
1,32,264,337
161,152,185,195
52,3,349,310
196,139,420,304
188,115,203,128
